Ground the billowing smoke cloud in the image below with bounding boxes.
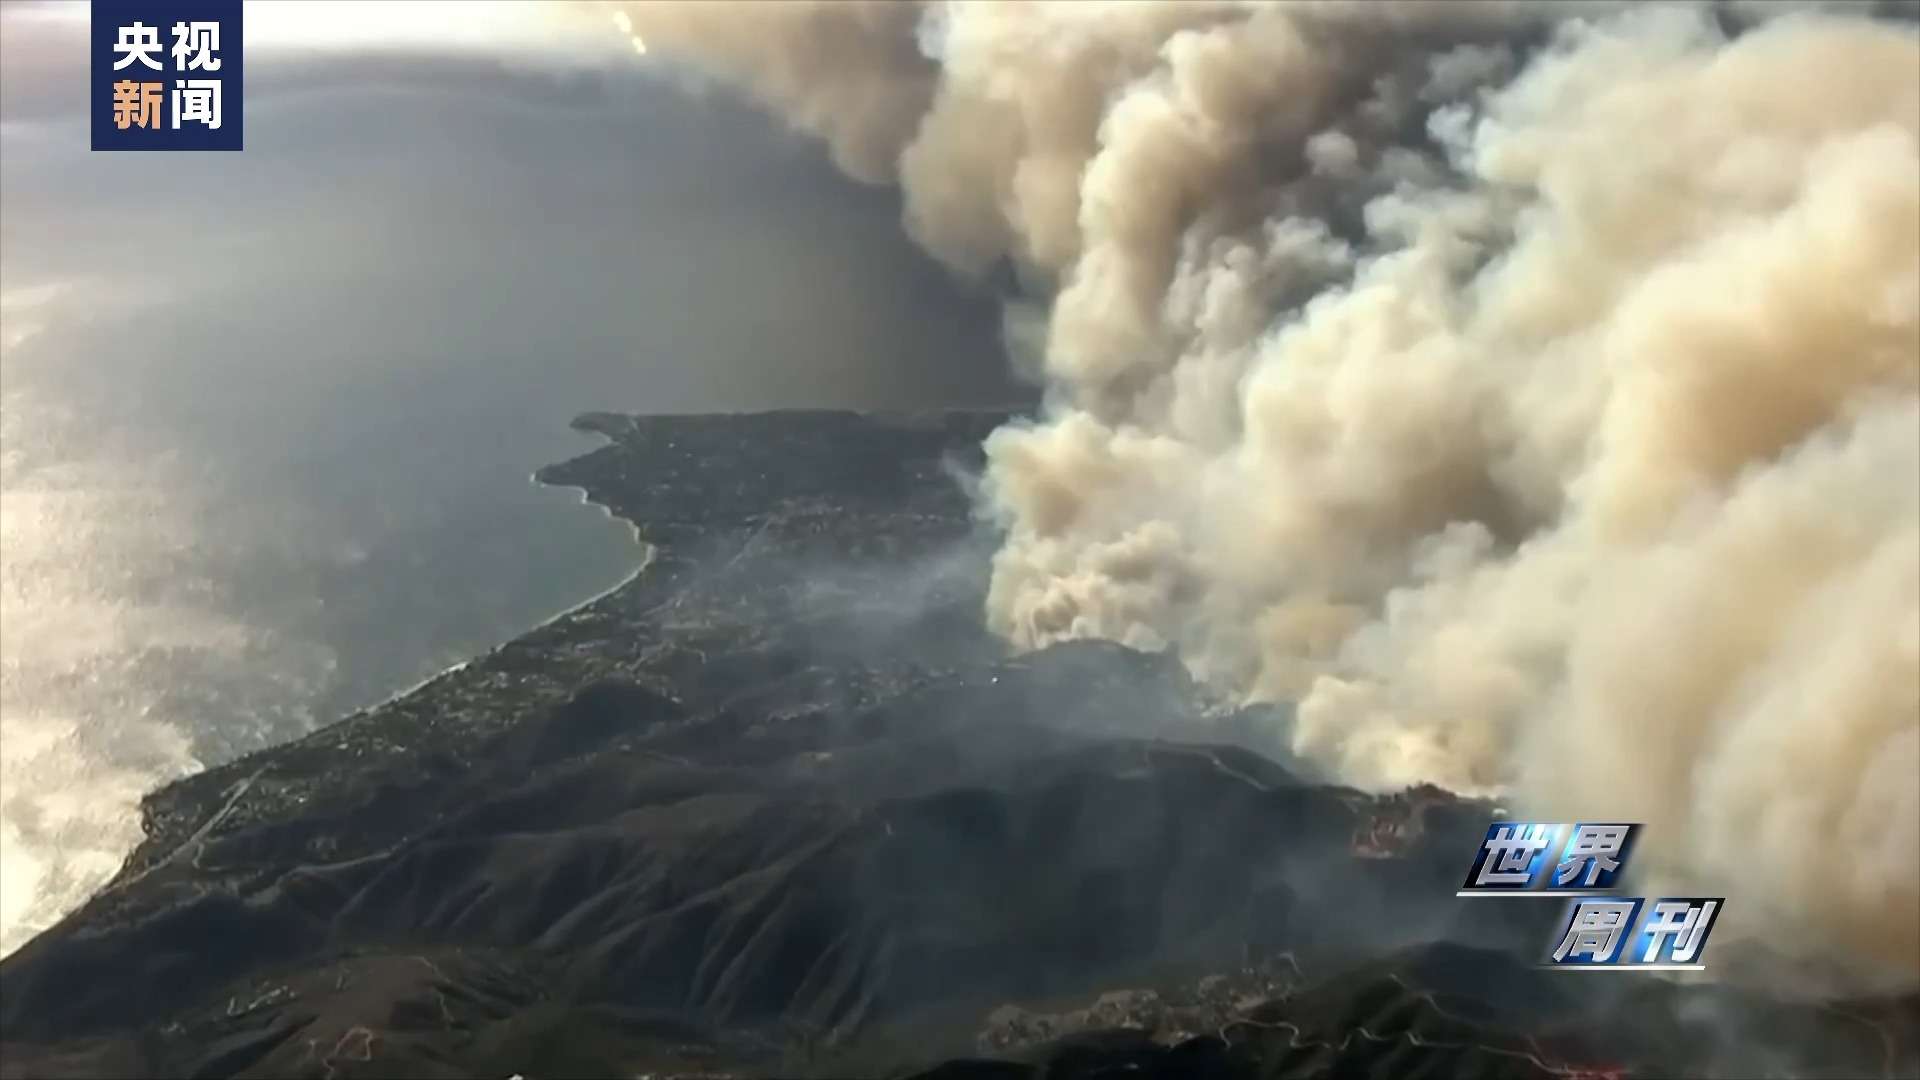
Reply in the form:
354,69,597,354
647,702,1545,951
610,0,1920,991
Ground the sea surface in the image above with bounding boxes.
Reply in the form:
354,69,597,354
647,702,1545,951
0,9,1014,956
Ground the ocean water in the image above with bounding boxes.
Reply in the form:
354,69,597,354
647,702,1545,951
0,11,1013,956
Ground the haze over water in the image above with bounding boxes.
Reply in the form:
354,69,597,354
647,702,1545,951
0,3,1014,955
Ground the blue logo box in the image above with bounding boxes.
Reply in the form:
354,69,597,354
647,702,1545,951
1544,896,1724,969
91,0,244,151
1459,822,1642,893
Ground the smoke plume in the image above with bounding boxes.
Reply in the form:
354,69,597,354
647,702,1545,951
611,0,1920,991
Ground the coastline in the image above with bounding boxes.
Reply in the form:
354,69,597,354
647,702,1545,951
104,407,1013,892
359,401,1019,734
345,436,660,725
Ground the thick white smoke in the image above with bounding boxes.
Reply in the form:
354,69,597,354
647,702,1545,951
612,0,1920,992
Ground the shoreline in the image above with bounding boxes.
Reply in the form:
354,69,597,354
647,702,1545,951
106,407,1013,888
349,466,657,722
